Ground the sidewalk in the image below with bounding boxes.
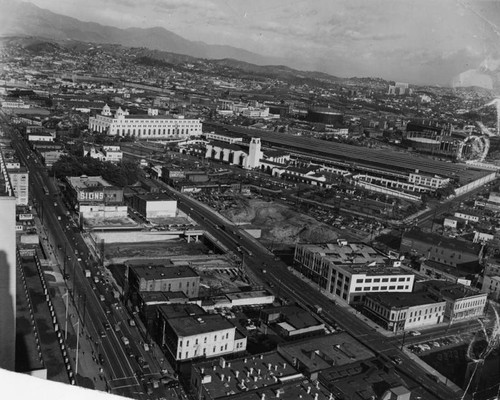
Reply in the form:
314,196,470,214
33,209,110,391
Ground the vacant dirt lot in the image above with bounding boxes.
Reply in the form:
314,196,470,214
222,195,339,246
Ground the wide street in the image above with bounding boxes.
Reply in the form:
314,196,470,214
4,120,181,400
164,183,471,400
2,111,474,400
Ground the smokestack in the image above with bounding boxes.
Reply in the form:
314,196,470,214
235,371,239,378
261,394,266,400
314,393,318,400
220,373,224,381
307,387,311,394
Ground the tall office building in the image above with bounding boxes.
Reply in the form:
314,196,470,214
0,148,17,370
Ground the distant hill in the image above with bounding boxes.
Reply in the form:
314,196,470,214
4,35,346,88
0,0,279,66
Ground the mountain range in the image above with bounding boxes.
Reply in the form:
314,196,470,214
0,0,281,67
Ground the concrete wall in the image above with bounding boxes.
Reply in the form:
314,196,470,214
80,204,128,219
454,172,497,197
146,200,177,218
91,230,182,244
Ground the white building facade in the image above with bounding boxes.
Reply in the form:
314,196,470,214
88,105,202,139
293,242,415,304
364,293,446,333
7,168,29,206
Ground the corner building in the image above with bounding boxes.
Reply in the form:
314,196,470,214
293,242,414,304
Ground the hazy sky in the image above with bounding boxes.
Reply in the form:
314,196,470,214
26,0,500,84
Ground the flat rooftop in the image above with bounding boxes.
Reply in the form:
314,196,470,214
139,291,188,304
129,264,199,281
168,314,234,337
422,280,485,300
158,303,205,319
278,333,375,373
365,292,445,308
299,242,387,265
225,290,273,302
319,359,409,400
263,305,322,330
403,229,481,255
135,192,175,202
193,352,303,399
67,175,112,190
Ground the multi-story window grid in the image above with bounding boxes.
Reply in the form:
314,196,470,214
364,293,446,332
294,242,414,304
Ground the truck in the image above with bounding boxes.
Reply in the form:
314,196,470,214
121,336,129,346
314,305,323,315
113,290,120,300
85,270,91,278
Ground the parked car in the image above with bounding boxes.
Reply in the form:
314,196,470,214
391,356,403,365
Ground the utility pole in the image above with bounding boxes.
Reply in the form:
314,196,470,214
74,320,80,376
63,290,69,341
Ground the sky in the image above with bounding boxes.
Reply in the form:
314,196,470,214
25,0,500,85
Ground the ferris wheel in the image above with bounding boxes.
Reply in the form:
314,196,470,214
456,135,490,162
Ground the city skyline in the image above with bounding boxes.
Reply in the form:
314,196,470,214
4,0,499,86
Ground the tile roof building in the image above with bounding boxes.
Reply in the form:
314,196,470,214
88,105,202,139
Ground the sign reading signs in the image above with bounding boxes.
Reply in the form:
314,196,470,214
79,190,104,201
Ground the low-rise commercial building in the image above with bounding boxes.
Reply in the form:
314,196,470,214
260,305,325,338
83,145,123,163
363,292,446,333
400,229,483,273
126,262,200,301
66,175,124,206
190,352,333,400
28,131,54,142
158,304,246,363
482,275,500,301
319,358,411,400
294,241,414,304
277,333,375,380
128,193,177,219
423,280,487,324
